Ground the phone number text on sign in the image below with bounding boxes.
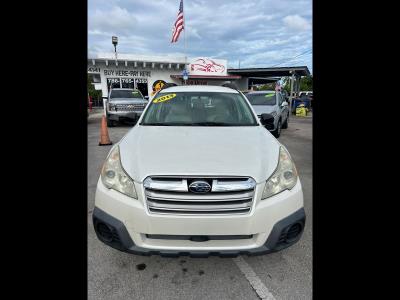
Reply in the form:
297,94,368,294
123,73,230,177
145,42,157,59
136,78,148,83
121,78,134,84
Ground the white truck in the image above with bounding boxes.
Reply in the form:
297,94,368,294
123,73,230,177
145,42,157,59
93,85,305,257
106,88,148,127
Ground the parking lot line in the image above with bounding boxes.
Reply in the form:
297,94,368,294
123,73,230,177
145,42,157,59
233,256,276,300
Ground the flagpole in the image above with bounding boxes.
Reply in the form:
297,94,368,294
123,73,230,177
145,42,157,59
183,0,187,85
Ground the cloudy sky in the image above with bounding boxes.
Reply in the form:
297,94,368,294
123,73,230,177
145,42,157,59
88,0,312,73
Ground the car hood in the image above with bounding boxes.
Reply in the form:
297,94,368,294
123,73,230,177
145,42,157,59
118,126,280,183
251,105,277,116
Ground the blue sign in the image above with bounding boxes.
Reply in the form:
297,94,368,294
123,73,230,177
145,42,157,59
182,69,189,81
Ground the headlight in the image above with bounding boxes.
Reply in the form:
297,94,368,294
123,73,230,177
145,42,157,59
108,103,116,111
262,146,298,199
101,145,137,198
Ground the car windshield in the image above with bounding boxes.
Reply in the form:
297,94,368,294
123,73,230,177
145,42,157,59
140,91,258,126
110,90,143,99
246,93,276,105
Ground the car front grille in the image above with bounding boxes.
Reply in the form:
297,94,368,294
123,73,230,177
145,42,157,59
143,177,256,215
115,103,146,111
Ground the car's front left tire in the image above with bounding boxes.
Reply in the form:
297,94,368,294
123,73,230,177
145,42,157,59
282,114,289,129
272,119,282,138
107,118,116,127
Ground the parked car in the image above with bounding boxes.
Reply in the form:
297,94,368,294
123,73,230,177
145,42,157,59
245,91,289,138
93,85,305,257
106,88,149,127
299,91,313,98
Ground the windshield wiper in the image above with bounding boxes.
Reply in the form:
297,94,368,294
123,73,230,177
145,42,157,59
141,122,195,126
189,122,238,126
141,122,253,126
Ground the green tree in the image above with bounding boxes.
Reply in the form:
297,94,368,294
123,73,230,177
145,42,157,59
257,83,275,91
87,74,102,100
282,77,291,94
281,76,313,94
300,75,313,91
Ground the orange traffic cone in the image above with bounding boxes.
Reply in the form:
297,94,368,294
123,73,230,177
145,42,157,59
99,115,113,146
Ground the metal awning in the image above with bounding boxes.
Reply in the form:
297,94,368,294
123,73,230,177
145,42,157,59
248,77,281,85
171,75,242,80
228,66,310,77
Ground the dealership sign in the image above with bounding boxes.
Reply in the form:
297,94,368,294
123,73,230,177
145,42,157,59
103,69,151,77
189,57,227,76
87,66,151,77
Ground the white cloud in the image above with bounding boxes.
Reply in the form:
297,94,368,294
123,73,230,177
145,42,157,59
89,6,138,35
88,0,312,70
283,15,311,31
187,28,201,40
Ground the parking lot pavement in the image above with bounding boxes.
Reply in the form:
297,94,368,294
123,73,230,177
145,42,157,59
88,115,312,300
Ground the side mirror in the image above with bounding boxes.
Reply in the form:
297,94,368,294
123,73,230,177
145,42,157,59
144,96,149,100
281,101,288,107
260,113,275,125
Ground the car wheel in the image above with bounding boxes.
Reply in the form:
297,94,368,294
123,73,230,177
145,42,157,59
272,119,281,138
282,114,289,129
107,118,116,127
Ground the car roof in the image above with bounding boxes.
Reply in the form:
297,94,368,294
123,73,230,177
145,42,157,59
246,90,276,94
159,85,239,94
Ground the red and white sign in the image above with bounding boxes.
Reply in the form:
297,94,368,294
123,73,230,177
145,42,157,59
189,57,227,76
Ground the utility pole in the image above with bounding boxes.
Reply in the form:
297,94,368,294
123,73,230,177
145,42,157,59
289,71,295,112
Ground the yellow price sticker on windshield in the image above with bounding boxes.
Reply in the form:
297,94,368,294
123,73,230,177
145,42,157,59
153,93,176,103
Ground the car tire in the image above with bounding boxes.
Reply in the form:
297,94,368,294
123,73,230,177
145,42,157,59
282,114,289,129
272,119,282,138
107,118,116,127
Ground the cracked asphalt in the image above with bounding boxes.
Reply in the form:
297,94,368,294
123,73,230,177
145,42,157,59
88,112,312,300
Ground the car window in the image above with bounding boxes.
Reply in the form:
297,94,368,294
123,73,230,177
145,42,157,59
141,92,258,126
110,90,143,99
246,93,276,106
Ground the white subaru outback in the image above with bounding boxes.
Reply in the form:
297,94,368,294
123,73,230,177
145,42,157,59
93,85,305,257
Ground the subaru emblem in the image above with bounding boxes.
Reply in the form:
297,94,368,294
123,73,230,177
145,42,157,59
188,181,211,193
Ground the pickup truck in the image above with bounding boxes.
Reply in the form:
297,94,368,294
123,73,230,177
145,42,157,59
106,88,148,127
93,85,305,257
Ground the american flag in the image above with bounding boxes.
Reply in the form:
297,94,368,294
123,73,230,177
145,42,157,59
171,0,184,43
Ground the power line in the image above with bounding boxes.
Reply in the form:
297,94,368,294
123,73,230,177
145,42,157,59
271,49,312,67
279,54,312,67
270,49,312,67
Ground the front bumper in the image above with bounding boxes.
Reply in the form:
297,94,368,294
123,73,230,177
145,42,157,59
93,206,305,257
107,111,143,121
93,179,305,257
257,115,278,131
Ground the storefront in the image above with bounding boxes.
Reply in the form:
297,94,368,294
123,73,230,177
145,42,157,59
88,54,247,99
88,53,310,103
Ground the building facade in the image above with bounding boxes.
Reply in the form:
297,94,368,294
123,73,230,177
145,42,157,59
87,53,310,104
88,53,249,99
